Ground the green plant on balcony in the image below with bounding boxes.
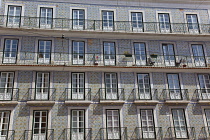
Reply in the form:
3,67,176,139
123,51,132,57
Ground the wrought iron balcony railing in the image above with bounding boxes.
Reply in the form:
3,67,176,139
0,130,15,140
26,88,56,101
165,127,196,139
24,129,54,140
0,88,19,101
194,89,210,101
1,15,210,35
160,89,189,101
131,88,158,100
134,127,162,140
98,88,125,101
99,127,127,140
199,127,210,139
63,128,92,140
63,88,91,100
1,51,210,69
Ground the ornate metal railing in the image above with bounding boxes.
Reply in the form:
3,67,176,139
63,128,92,140
0,130,15,140
26,88,56,101
0,88,19,101
131,88,158,100
134,127,162,140
63,88,91,100
1,15,210,35
165,127,195,139
194,89,210,101
23,129,54,140
160,89,189,101
99,127,127,140
98,88,125,101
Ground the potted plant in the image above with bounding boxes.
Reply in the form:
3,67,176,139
150,54,158,58
124,51,132,57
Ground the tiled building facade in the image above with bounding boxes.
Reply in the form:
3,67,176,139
0,0,210,140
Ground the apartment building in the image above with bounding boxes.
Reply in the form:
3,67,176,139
0,0,210,139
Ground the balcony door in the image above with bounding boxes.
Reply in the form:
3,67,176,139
0,111,10,140
102,11,114,31
71,110,85,140
167,74,181,100
72,9,85,29
71,73,85,100
172,109,188,139
106,110,120,139
192,45,206,67
137,74,151,99
36,72,50,100
7,6,22,27
0,72,14,100
140,109,155,139
158,13,170,33
40,7,53,28
103,42,116,66
105,73,118,100
3,39,18,64
204,109,210,133
162,44,175,66
38,40,51,64
33,111,48,140
134,43,146,66
131,12,143,32
198,74,210,99
72,41,84,65
186,14,199,33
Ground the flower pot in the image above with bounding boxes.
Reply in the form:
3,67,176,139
94,62,98,65
183,64,187,67
150,54,158,58
124,54,132,57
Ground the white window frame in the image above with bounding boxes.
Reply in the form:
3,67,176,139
202,106,210,129
156,11,172,33
100,9,116,31
184,12,201,33
4,3,25,27
0,108,15,131
129,10,145,32
37,5,56,28
70,7,87,29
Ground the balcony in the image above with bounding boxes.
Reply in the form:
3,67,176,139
0,88,19,106
160,89,189,104
63,128,92,140
0,130,15,140
131,88,159,104
25,88,56,106
194,89,210,104
1,16,210,35
198,127,210,139
63,88,91,105
98,88,125,104
133,127,162,140
165,127,196,140
99,127,127,140
23,129,54,140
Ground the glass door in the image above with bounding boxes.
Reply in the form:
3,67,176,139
36,72,49,100
7,6,21,27
134,43,146,66
103,42,116,66
204,109,210,134
106,110,120,139
71,110,85,140
105,73,118,100
72,41,84,65
131,12,143,32
140,110,155,139
158,13,170,33
137,74,151,99
192,45,206,67
3,39,18,64
163,44,175,66
0,111,10,140
0,72,14,100
71,73,85,100
172,109,188,139
38,40,51,64
33,111,48,140
102,11,114,31
186,14,199,33
167,74,181,100
40,8,53,28
198,74,210,99
72,9,85,29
